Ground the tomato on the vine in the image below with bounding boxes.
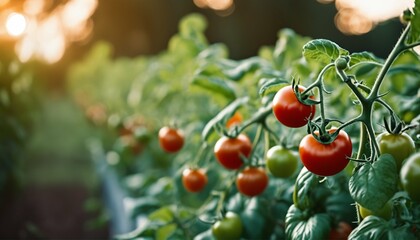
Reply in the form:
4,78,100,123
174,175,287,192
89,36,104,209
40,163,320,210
329,221,352,240
377,132,415,171
182,168,208,193
236,167,269,197
266,146,298,178
212,212,243,240
214,134,252,170
358,201,393,220
299,129,352,176
400,152,420,202
272,85,316,128
226,111,243,128
158,126,184,153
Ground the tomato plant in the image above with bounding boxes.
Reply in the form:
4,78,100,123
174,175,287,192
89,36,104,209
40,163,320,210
158,126,184,153
272,85,316,128
67,5,420,239
212,212,243,240
299,129,352,176
182,168,208,193
214,134,252,170
266,145,298,178
236,167,269,197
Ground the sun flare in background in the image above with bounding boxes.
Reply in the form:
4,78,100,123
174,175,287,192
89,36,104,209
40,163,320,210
0,0,97,64
320,0,415,35
0,0,416,64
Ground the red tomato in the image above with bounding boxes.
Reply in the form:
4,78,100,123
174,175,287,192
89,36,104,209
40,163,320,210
158,126,184,153
236,167,269,197
272,85,316,128
299,129,352,176
214,134,252,170
226,112,243,128
329,221,352,240
182,168,208,193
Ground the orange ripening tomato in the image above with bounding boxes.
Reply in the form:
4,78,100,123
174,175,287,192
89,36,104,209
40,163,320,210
158,126,184,153
226,112,243,128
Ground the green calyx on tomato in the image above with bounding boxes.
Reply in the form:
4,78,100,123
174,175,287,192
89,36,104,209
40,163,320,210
272,85,316,128
358,200,393,220
212,212,243,240
266,146,298,178
299,128,352,177
236,167,269,197
400,152,420,202
158,126,184,153
377,132,415,171
182,168,208,193
214,134,252,170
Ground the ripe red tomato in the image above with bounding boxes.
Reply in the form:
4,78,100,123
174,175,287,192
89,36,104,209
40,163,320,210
329,221,352,240
182,168,208,193
299,129,352,176
158,126,184,153
272,85,316,128
236,167,269,197
214,134,252,170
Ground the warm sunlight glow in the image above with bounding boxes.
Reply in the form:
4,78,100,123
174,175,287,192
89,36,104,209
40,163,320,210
194,0,235,15
5,13,27,37
333,0,414,35
23,0,45,16
207,0,233,11
6,0,98,64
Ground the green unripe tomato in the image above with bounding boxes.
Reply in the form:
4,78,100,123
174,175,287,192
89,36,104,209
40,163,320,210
358,201,393,220
266,146,298,178
377,132,415,171
335,57,349,70
400,152,420,202
212,212,243,240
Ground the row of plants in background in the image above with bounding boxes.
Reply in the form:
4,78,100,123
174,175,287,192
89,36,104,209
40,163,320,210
68,4,420,239
0,58,35,198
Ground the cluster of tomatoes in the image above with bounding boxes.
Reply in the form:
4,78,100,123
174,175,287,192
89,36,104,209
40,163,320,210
157,81,419,239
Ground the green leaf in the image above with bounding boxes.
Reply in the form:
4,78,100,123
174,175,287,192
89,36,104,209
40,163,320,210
349,216,417,240
201,97,249,141
293,167,318,210
192,76,236,100
349,154,398,212
149,206,174,223
258,78,288,97
303,39,349,65
349,52,384,67
408,0,420,44
223,56,265,81
285,205,331,240
156,223,177,240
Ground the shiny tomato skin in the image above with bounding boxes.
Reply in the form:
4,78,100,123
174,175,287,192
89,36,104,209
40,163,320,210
377,132,415,171
182,168,208,193
400,152,420,202
272,85,316,128
226,112,243,128
236,167,269,197
299,129,352,176
266,146,298,178
212,212,243,240
214,134,252,170
158,126,184,153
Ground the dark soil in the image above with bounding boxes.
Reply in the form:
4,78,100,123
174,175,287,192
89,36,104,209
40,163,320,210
0,184,109,240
